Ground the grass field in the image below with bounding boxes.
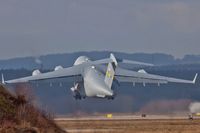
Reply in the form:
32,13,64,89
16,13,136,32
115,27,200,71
56,119,200,133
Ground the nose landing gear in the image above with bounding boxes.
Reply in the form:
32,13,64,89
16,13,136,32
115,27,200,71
73,91,82,100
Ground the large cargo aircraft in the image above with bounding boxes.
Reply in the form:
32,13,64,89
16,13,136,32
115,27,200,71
3,53,198,100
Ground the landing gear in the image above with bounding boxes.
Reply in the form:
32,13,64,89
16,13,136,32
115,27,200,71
107,92,116,100
73,92,86,100
107,96,115,100
73,93,82,100
73,90,83,100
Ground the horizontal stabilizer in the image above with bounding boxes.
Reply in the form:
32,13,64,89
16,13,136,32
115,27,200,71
116,58,154,66
193,73,198,84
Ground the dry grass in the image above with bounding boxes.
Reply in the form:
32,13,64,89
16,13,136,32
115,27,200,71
57,119,200,133
0,85,66,133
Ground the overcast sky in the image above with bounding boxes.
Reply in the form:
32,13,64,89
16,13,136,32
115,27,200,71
0,0,200,59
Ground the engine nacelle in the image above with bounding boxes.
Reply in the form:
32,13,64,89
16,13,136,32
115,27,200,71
138,69,147,73
32,69,41,76
54,65,63,71
74,56,90,66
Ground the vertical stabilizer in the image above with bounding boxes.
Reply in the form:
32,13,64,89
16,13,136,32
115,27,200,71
104,53,117,89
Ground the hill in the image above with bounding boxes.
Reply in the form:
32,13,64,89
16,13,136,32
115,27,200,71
0,85,66,133
0,51,200,70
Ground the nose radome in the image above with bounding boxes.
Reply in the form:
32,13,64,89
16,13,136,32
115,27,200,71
102,88,113,96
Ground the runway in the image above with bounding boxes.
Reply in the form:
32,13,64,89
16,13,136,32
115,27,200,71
55,115,200,133
54,114,190,121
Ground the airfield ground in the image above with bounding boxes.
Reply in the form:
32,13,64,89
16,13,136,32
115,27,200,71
55,115,200,133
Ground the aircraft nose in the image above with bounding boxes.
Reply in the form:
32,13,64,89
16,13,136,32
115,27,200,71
102,87,113,96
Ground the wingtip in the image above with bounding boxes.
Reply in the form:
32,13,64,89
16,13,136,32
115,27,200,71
193,73,198,84
1,73,5,85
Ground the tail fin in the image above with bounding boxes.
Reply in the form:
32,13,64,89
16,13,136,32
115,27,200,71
104,53,117,88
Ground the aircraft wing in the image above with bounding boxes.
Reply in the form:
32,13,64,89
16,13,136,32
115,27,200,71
115,67,198,84
4,57,117,84
5,65,84,84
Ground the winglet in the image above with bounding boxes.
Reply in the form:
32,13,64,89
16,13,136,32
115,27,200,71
193,73,198,84
1,74,5,84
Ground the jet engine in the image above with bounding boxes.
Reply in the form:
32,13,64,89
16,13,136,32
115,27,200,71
32,69,41,76
138,69,147,73
54,65,63,71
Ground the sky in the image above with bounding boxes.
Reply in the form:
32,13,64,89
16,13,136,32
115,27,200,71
0,0,200,59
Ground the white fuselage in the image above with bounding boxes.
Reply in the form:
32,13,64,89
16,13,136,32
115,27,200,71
83,66,113,97
74,56,113,98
